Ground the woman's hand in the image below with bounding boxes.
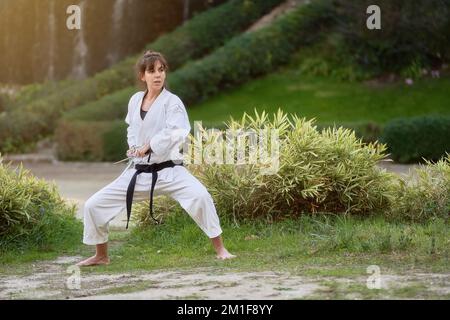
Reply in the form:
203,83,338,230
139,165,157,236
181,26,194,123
126,147,137,158
134,143,151,158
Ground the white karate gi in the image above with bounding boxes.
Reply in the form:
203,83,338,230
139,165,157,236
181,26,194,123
82,88,223,245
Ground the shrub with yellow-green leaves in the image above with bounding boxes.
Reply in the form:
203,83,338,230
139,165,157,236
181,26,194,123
387,154,450,222
132,197,185,228
188,110,398,222
132,111,449,225
133,110,399,224
0,155,81,250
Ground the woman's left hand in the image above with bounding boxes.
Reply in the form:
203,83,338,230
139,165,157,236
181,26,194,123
135,143,151,157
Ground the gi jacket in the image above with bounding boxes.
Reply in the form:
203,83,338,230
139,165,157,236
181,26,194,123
125,87,191,166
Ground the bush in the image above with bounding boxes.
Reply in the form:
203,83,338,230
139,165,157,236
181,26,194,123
0,94,5,113
102,121,129,161
334,0,450,74
1,0,285,153
62,87,134,122
387,154,450,222
317,121,382,144
380,115,450,163
133,196,186,228
289,33,373,82
8,79,78,109
186,109,398,222
56,120,112,161
56,119,128,161
0,155,81,251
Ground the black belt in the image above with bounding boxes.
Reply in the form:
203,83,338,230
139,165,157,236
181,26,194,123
125,160,183,229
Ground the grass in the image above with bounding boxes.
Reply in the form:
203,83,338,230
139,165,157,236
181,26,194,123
0,213,84,269
1,212,448,276
187,69,450,129
71,213,450,277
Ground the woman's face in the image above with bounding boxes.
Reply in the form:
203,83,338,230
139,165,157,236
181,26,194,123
141,60,166,92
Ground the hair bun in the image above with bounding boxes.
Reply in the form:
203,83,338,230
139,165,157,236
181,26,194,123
144,50,156,57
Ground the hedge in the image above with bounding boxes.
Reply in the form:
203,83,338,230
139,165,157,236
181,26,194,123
334,0,450,75
380,115,450,164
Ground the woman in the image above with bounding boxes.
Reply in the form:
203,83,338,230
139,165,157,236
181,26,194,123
77,50,236,266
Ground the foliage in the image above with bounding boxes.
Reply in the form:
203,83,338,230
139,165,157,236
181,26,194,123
380,115,450,163
0,154,81,250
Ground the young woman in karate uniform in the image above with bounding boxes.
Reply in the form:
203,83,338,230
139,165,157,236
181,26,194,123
77,51,235,266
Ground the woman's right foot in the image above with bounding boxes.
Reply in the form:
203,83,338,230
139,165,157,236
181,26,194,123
76,255,110,266
216,248,237,260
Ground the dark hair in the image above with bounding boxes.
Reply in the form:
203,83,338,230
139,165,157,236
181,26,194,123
135,50,169,89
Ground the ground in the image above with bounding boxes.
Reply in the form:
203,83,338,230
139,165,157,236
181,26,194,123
1,255,448,300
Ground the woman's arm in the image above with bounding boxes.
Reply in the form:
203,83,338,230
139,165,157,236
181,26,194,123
149,103,191,156
125,95,137,150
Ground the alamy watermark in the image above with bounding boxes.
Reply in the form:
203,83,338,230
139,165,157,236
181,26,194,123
66,265,81,290
367,5,381,30
366,265,381,289
66,5,81,30
169,121,280,175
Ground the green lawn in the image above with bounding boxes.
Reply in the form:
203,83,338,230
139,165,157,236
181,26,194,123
2,213,447,275
187,70,450,128
101,214,450,275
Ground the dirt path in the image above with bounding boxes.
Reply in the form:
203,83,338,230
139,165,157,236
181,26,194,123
0,255,448,299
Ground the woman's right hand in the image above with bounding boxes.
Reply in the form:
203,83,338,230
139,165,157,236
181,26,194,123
126,147,137,158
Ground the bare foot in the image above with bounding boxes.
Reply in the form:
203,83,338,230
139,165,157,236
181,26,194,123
216,249,237,260
76,255,110,266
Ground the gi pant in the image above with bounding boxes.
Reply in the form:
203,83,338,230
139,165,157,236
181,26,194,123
82,165,223,245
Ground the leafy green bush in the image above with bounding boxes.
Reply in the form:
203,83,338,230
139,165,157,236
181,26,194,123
1,0,285,153
55,120,112,161
0,155,81,251
335,0,450,74
186,109,398,222
317,121,382,144
63,87,134,122
102,121,129,161
133,196,186,228
380,115,450,163
56,119,128,161
8,79,78,109
387,154,450,222
0,94,5,113
0,111,44,153
289,33,373,82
